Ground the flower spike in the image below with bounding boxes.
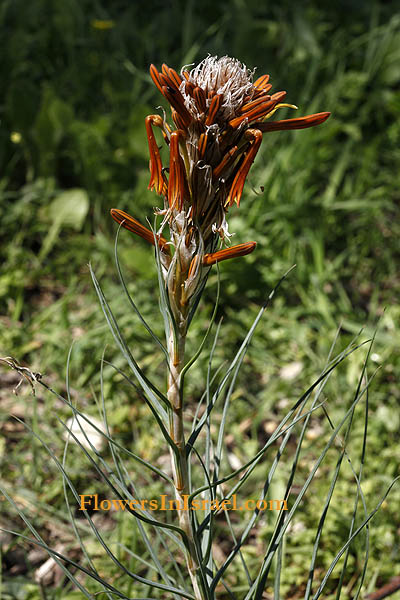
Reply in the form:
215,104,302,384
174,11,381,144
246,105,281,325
141,56,329,300
108,55,333,600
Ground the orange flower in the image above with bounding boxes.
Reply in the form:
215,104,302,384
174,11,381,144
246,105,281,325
203,242,257,266
110,209,170,254
255,111,330,132
110,56,329,313
148,56,330,214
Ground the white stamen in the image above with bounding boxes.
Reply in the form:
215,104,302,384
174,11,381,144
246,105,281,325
212,213,234,241
180,55,255,120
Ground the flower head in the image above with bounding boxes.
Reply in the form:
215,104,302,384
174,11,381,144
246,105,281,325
181,56,255,121
111,55,330,331
147,55,329,217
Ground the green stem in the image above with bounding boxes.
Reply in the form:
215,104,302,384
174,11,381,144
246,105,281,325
167,329,207,600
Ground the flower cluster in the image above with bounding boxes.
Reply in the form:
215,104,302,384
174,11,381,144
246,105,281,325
111,56,329,331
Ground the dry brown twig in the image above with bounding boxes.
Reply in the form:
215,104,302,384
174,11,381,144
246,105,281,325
0,356,42,396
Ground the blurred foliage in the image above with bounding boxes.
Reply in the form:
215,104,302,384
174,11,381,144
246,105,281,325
1,0,400,598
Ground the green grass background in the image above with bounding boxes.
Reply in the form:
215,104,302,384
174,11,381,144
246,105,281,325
0,0,399,598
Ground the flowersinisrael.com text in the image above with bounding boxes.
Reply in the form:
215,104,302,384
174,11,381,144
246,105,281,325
79,494,287,512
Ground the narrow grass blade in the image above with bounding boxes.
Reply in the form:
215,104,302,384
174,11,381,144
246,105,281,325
0,498,96,599
99,353,184,600
190,318,224,433
104,359,178,457
348,382,370,600
16,413,189,549
325,339,375,600
90,264,170,417
180,264,220,381
190,338,370,501
224,508,252,590
110,461,186,553
303,446,348,600
39,377,172,482
62,415,111,599
210,406,296,593
312,477,400,600
273,537,284,600
114,224,168,360
247,374,378,600
188,266,296,452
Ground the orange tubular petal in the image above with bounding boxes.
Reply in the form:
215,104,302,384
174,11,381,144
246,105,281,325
149,64,164,94
185,81,196,96
244,95,285,120
159,70,182,92
270,91,285,101
205,94,223,126
188,254,201,278
239,93,272,114
110,209,169,253
254,74,270,90
181,70,190,81
203,242,257,266
255,111,331,132
198,132,208,159
193,86,207,113
226,129,263,207
145,115,166,196
162,85,192,128
213,145,238,179
168,130,186,210
168,67,182,89
158,72,173,88
229,92,286,128
257,83,272,94
172,110,188,131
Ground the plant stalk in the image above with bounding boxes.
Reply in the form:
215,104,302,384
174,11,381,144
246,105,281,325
167,328,207,600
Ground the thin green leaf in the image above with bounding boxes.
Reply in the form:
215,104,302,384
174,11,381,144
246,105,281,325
105,359,178,458
188,266,296,452
190,338,370,502
312,477,400,600
90,264,170,416
114,224,168,359
180,263,220,381
248,373,378,600
39,378,173,483
99,352,184,600
273,537,284,600
0,501,95,599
